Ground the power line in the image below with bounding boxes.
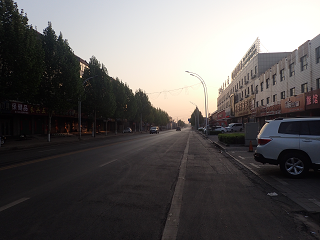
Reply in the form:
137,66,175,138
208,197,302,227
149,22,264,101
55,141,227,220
146,83,202,99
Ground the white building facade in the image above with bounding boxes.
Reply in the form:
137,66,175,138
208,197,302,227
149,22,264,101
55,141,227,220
212,34,320,128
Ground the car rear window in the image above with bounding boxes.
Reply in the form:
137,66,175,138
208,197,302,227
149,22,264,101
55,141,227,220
278,122,300,134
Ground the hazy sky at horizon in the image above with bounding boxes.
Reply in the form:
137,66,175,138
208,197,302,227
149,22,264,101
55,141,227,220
18,0,320,122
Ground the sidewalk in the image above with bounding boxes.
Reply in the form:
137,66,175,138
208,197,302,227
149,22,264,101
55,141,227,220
202,132,320,218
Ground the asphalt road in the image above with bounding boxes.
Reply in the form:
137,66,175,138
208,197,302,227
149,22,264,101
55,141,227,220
0,128,318,239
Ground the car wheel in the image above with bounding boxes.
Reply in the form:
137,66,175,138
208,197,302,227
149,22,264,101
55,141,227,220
280,152,309,178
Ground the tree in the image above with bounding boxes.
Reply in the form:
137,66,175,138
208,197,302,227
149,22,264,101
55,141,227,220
38,22,82,141
0,0,44,102
190,107,204,127
135,89,151,131
82,56,116,135
177,119,186,127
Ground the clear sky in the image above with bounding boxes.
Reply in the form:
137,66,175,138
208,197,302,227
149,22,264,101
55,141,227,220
17,0,320,123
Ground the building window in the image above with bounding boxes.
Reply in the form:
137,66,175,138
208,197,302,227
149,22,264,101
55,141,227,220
255,85,258,94
290,87,295,96
273,94,277,102
316,46,320,64
301,55,307,71
267,97,270,105
266,78,270,89
251,70,253,77
281,91,285,99
301,83,308,93
317,78,320,89
289,63,295,77
256,101,259,108
251,84,254,94
260,82,264,92
261,99,264,106
280,69,285,81
272,74,276,85
255,66,257,74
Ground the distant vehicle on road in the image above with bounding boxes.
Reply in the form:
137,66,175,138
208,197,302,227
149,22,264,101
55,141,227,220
176,127,181,131
123,127,132,133
150,126,159,134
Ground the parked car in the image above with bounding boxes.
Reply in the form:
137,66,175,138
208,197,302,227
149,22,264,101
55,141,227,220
254,117,320,178
225,123,243,132
123,127,132,133
150,126,159,134
176,127,181,131
213,126,226,133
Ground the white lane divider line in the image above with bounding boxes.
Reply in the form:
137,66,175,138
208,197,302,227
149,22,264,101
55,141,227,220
99,159,118,167
0,198,30,212
249,163,261,169
238,156,245,160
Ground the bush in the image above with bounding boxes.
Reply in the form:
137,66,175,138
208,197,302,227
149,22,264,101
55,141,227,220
218,133,245,145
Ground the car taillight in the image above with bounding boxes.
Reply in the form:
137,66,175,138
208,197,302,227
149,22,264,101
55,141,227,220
258,138,272,145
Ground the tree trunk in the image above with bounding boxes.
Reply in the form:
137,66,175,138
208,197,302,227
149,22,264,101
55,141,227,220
115,120,117,135
105,120,108,136
48,112,52,142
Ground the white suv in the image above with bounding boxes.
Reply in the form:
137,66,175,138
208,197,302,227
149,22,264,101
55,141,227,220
254,117,320,178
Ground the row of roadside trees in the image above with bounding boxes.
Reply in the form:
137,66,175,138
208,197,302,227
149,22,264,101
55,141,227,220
0,0,170,140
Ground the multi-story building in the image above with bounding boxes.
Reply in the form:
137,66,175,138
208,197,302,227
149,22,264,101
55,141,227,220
212,34,320,128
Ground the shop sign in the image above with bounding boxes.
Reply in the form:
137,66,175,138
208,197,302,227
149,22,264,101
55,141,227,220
217,110,226,120
11,102,30,114
305,89,320,110
281,94,305,113
266,103,281,115
235,95,254,117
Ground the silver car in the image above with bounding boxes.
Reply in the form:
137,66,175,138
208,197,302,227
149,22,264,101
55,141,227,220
254,117,320,178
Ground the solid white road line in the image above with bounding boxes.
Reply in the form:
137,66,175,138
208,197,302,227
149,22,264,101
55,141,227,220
0,198,30,212
99,159,118,167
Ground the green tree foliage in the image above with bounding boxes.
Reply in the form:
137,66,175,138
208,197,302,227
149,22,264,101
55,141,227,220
112,78,127,120
0,0,44,102
178,119,186,127
190,107,204,127
38,22,82,140
123,83,137,121
82,56,116,119
135,89,151,128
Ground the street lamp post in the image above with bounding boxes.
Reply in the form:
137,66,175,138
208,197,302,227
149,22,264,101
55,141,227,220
186,71,208,135
78,76,97,140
